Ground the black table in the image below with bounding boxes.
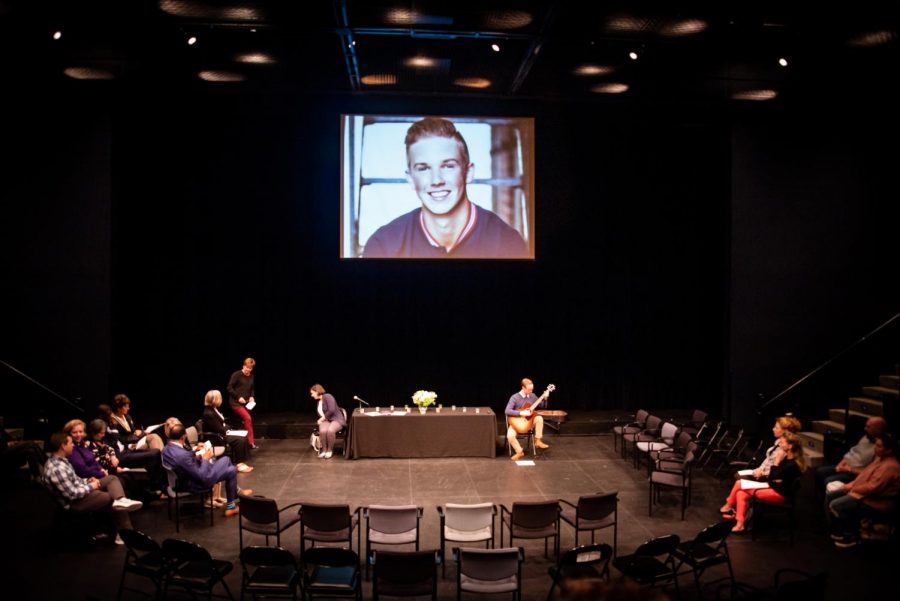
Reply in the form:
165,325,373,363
345,407,498,459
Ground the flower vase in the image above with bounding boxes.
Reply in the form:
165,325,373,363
418,406,427,414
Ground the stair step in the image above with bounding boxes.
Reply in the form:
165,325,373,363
848,397,883,416
798,431,824,454
805,448,825,469
811,420,845,435
880,375,899,388
826,409,872,424
862,386,899,400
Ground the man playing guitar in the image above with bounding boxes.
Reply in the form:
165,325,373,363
505,378,555,461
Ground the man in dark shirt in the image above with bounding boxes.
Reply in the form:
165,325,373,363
363,117,529,259
227,357,257,449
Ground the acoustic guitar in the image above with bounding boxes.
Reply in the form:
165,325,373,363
508,384,556,434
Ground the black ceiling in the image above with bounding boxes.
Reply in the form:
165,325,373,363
1,0,897,104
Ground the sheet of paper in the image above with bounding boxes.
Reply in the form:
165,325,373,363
515,460,536,466
391,411,407,416
245,400,256,411
226,429,248,437
740,479,769,490
737,469,754,476
145,423,164,434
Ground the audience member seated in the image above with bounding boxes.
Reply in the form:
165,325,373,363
64,419,110,480
815,417,887,495
86,418,164,497
1,426,44,480
828,433,900,548
740,416,802,480
161,423,252,517
201,389,254,472
41,431,142,544
720,433,807,533
109,394,164,451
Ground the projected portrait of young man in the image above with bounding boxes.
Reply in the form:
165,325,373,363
362,117,529,259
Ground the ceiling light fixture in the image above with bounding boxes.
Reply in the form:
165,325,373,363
454,77,491,89
405,56,438,68
591,83,629,94
198,70,245,82
573,64,613,76
187,36,197,46
731,89,777,101
361,73,397,86
628,51,639,60
491,44,500,52
778,57,788,67
64,67,114,80
53,30,62,40
236,52,276,65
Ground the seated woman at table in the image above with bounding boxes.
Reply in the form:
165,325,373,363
720,433,807,533
201,390,254,473
310,384,345,459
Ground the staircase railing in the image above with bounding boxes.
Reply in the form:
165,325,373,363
757,312,900,416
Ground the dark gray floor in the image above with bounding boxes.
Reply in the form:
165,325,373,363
3,432,896,600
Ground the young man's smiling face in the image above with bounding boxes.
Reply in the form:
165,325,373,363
406,135,474,217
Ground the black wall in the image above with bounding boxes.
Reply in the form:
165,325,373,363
3,83,896,432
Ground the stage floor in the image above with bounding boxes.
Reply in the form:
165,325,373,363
3,432,894,600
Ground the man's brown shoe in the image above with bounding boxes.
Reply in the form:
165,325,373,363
535,439,550,449
511,450,525,461
224,507,240,517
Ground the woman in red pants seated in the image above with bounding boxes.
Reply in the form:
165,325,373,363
720,433,807,532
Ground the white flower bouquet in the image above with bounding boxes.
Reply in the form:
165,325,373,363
411,390,437,407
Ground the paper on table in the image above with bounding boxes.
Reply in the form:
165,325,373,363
391,411,407,416
740,479,769,490
226,429,248,437
245,400,256,411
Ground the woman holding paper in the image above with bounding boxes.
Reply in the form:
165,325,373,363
110,394,164,451
202,389,254,472
720,433,807,533
310,384,346,459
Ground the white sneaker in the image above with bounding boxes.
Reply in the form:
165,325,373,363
323,451,333,459
112,498,144,512
318,451,326,458
114,534,124,545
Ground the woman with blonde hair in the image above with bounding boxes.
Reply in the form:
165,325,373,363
742,415,802,480
721,433,806,533
201,390,254,473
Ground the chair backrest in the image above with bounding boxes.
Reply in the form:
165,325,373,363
690,410,708,427
162,538,213,563
240,545,296,569
673,432,693,454
691,520,732,547
239,494,279,525
372,550,437,593
367,505,420,535
634,534,680,559
301,503,352,532
643,415,662,433
444,503,495,533
511,500,559,529
576,492,617,521
119,528,162,555
659,422,679,442
558,542,613,571
458,547,522,583
185,426,199,446
634,409,650,426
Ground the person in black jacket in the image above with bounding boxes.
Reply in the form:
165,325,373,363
201,389,254,472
